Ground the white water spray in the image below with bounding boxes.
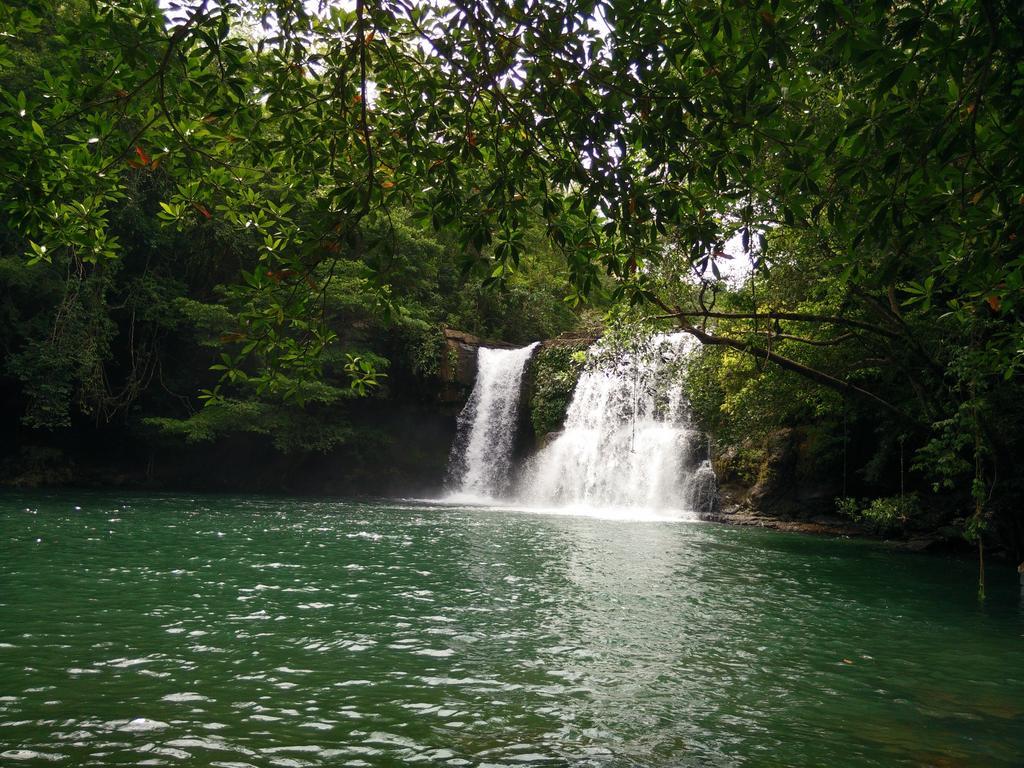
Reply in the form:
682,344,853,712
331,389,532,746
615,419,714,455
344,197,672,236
517,333,716,517
446,343,539,500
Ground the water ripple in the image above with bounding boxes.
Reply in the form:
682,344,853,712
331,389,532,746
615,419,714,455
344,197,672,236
1,492,1022,767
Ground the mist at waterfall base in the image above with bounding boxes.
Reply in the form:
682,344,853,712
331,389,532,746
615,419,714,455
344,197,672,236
444,334,717,520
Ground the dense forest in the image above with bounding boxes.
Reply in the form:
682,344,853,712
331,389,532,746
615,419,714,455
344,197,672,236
2,0,1022,571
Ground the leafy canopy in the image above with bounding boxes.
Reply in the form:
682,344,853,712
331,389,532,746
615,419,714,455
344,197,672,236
2,1,1022,529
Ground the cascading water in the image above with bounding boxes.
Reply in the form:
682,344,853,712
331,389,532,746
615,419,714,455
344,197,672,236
446,343,539,500
517,333,717,516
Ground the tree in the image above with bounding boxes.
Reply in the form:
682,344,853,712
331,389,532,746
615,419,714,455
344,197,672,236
2,0,1022,565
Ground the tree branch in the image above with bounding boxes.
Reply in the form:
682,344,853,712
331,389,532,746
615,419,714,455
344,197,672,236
654,309,900,338
677,322,911,419
772,331,857,347
355,0,375,217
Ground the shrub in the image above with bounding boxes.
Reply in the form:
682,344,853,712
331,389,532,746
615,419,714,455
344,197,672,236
836,494,921,536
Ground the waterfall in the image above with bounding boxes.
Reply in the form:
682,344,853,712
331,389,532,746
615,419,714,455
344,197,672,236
517,333,716,516
446,343,539,500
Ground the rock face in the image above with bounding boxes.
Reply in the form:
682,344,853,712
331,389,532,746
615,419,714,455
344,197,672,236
704,427,861,535
747,428,801,511
714,429,842,517
437,327,514,403
520,332,598,443
538,329,601,349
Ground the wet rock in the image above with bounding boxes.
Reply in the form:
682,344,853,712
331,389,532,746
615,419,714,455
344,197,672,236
711,443,742,484
689,462,719,517
747,428,798,510
535,430,563,450
438,327,514,403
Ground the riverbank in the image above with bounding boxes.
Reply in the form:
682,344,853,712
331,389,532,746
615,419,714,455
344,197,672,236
700,503,970,556
703,474,988,557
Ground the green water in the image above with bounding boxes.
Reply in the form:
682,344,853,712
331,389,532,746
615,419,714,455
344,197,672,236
0,493,1021,767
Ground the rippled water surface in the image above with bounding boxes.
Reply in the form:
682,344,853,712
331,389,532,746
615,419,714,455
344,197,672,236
1,492,1022,767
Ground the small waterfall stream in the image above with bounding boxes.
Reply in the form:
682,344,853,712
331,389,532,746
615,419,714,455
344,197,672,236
446,343,539,500
517,333,716,516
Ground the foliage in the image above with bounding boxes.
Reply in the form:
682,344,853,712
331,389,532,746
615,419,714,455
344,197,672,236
0,0,581,457
145,400,354,453
2,0,1023,558
404,325,446,380
1,446,74,487
529,343,589,439
836,494,921,537
0,0,591,400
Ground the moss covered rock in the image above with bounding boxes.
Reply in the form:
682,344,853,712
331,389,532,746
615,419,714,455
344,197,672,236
527,341,590,440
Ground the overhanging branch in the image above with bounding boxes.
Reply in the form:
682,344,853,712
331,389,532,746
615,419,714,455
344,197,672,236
678,322,910,419
655,310,899,338
772,331,858,346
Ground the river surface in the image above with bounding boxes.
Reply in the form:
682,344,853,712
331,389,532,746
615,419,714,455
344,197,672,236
1,492,1022,767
